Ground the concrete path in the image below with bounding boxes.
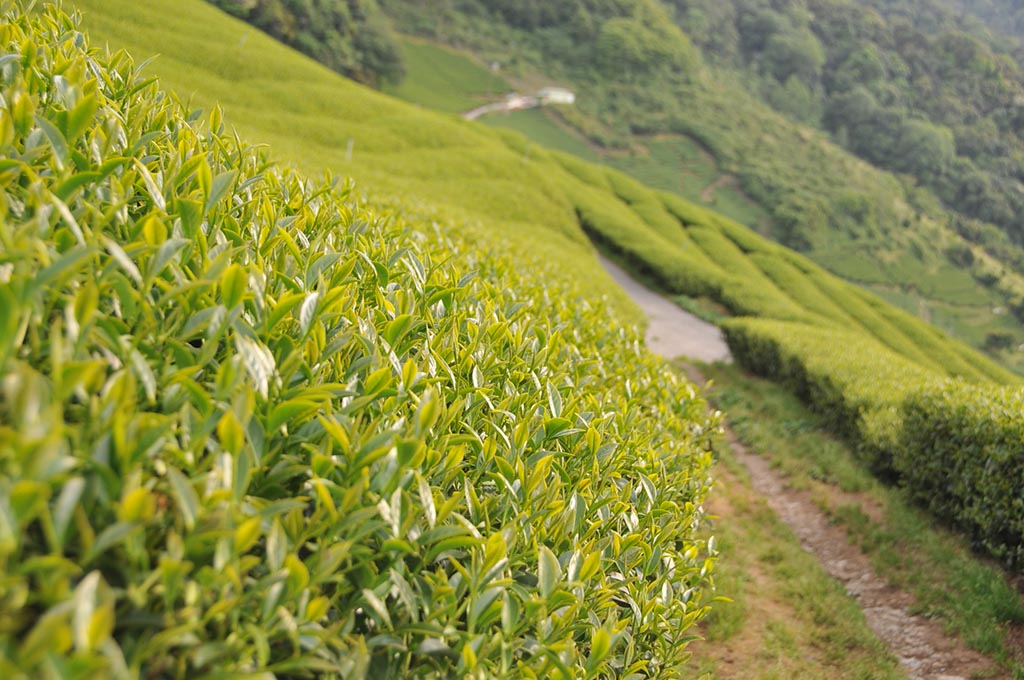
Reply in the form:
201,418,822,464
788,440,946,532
598,255,731,363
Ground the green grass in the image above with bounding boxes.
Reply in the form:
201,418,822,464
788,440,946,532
483,109,600,161
382,37,508,114
701,362,1024,677
689,446,903,679
605,136,775,235
606,137,717,194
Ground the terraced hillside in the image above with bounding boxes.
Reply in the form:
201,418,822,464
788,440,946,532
1,4,717,678
73,0,1014,384
7,0,1024,676
376,3,1024,370
70,0,1024,564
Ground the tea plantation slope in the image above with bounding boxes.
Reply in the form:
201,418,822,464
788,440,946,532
68,0,1024,566
554,152,1017,385
0,5,719,679
69,0,1015,386
560,153,1024,565
723,316,1024,567
69,0,642,321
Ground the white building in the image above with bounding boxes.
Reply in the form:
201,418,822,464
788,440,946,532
537,87,575,105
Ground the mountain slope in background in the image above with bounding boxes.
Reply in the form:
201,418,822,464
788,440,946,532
378,0,1024,371
72,0,1017,387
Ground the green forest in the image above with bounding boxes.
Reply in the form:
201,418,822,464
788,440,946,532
207,0,404,86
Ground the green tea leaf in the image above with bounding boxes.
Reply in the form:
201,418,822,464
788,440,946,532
166,468,199,531
267,399,317,432
383,314,413,346
299,291,319,335
53,171,101,201
235,334,276,399
66,93,98,142
30,245,95,295
133,158,166,212
102,236,143,285
537,545,560,599
205,169,237,213
361,588,393,629
220,264,247,309
34,113,68,166
363,366,391,395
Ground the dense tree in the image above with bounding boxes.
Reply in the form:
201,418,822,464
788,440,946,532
596,16,695,78
661,0,1024,246
763,28,825,83
829,47,886,94
207,0,405,86
737,8,789,56
891,119,955,179
765,75,820,123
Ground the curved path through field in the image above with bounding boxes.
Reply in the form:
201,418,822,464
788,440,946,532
600,255,1001,679
598,255,730,363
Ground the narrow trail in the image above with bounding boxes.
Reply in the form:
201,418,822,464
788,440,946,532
718,427,997,680
700,173,738,204
598,255,730,363
599,257,1002,680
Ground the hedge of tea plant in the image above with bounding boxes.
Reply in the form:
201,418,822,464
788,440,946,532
574,152,1024,565
721,318,937,455
0,4,719,678
724,317,1024,568
898,383,1024,567
548,147,1016,385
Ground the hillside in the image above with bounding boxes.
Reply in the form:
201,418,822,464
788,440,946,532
377,0,1024,371
69,0,1024,552
7,0,1024,676
1,3,718,677
71,0,1015,385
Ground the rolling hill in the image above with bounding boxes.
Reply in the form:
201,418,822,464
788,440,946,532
69,0,1024,567
377,0,1024,371
72,0,1015,387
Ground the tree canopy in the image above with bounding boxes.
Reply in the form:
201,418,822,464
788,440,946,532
208,0,405,86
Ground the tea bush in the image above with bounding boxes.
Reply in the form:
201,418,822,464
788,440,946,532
721,318,937,457
899,384,1024,566
724,317,1024,568
856,293,1018,384
561,152,1009,386
747,252,853,326
0,4,719,678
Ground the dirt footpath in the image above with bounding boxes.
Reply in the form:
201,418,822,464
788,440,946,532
728,432,996,680
603,256,1003,680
